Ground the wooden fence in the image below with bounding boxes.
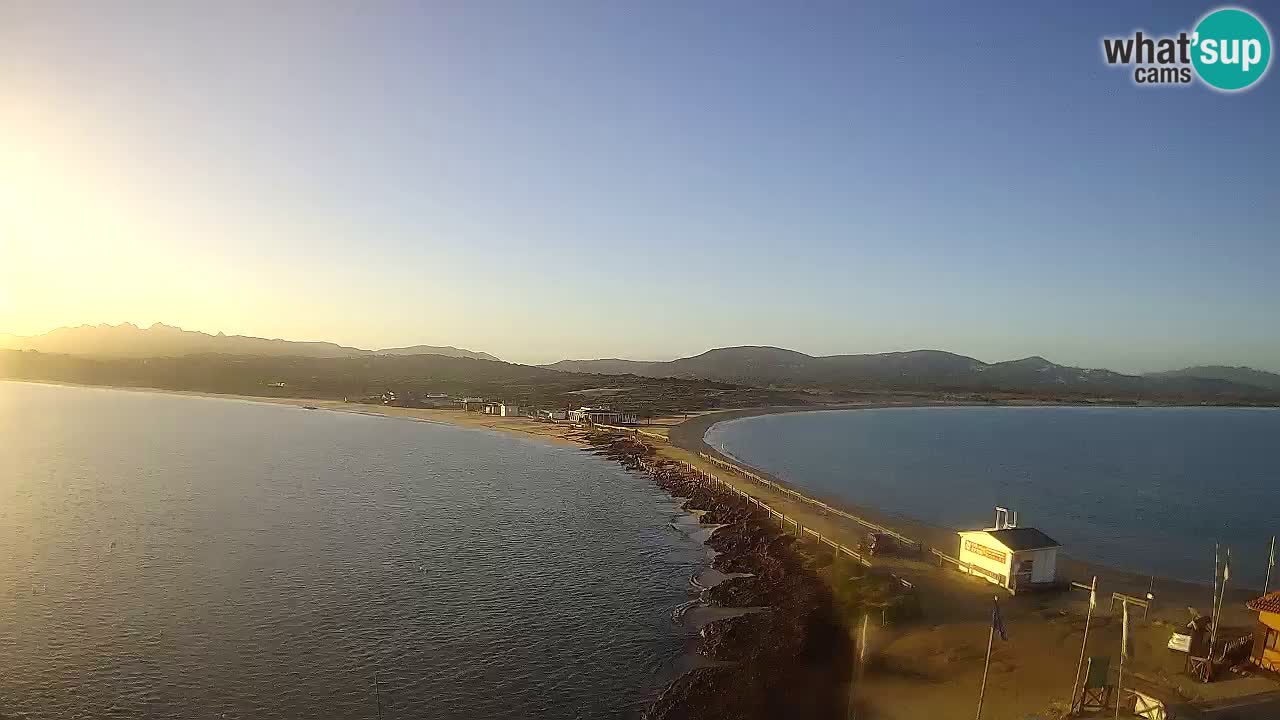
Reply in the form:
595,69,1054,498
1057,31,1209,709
932,548,1006,587
637,457,872,568
696,451,921,552
593,424,670,443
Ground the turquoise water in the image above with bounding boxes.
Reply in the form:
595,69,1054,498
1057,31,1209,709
707,406,1280,588
0,381,705,719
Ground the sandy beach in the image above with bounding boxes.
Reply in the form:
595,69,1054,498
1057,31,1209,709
4,380,592,446
13,381,1277,717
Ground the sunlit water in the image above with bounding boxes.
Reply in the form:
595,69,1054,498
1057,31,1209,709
0,382,706,719
707,406,1280,588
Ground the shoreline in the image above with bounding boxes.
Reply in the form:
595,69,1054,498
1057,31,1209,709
658,404,1278,718
12,380,1265,604
12,380,1277,715
670,403,1267,608
2,379,589,447
587,433,853,719
12,380,1263,608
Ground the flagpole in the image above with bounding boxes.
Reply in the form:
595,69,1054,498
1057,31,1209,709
849,612,868,720
1210,548,1230,664
976,597,998,720
1266,535,1275,596
1069,576,1097,715
1212,542,1220,626
1115,602,1125,720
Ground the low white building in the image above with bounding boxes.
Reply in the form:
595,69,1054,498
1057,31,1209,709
499,403,520,417
957,509,1061,594
539,409,568,421
569,407,639,425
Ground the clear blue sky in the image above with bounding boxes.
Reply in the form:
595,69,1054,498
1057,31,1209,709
3,1,1277,370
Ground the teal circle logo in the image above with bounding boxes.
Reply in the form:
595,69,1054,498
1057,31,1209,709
1192,8,1271,91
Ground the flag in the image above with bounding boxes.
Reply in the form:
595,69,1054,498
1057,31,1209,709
1223,550,1231,583
1088,585,1097,614
1269,536,1275,571
992,598,1008,642
1122,601,1133,660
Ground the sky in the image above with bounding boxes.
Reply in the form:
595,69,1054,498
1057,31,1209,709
2,1,1277,371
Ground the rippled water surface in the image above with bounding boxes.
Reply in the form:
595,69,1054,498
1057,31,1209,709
707,406,1280,587
0,382,704,719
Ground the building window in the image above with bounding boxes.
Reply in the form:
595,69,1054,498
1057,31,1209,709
1267,628,1279,651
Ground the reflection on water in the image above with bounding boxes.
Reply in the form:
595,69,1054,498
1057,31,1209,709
0,382,707,719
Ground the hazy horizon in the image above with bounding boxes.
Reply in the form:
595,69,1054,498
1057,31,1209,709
4,319,1280,375
4,1,1277,371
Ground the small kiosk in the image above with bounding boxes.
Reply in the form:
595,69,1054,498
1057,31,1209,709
957,507,1061,594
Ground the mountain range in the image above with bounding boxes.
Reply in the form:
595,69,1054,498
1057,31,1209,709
0,323,500,362
1147,365,1280,391
4,325,1278,402
544,346,1280,399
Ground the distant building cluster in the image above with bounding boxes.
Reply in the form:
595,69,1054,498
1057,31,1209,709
367,392,642,426
482,402,521,417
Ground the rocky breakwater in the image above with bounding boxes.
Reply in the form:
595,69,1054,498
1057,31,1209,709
587,434,852,720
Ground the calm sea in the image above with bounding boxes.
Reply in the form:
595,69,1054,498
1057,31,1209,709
0,381,705,719
707,406,1280,588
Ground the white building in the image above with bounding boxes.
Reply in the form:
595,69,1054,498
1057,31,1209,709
539,409,568,421
569,407,639,425
499,403,520,417
956,508,1061,594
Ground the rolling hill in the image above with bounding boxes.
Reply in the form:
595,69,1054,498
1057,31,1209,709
1147,365,1280,391
0,349,801,416
0,323,500,361
546,346,1278,400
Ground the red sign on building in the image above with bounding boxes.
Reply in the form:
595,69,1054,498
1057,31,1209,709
964,539,1007,565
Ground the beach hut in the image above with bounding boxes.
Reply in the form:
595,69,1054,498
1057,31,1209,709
1245,592,1280,672
957,508,1061,593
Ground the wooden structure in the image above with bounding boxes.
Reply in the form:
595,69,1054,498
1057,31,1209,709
1110,591,1150,619
1185,654,1213,683
1133,690,1168,720
1073,656,1111,713
1246,591,1280,672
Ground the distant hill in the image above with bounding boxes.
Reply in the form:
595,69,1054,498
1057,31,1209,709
0,323,500,362
545,346,1279,400
0,349,798,416
1148,365,1280,391
377,344,501,361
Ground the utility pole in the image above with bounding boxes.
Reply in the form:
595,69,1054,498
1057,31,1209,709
374,672,384,720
